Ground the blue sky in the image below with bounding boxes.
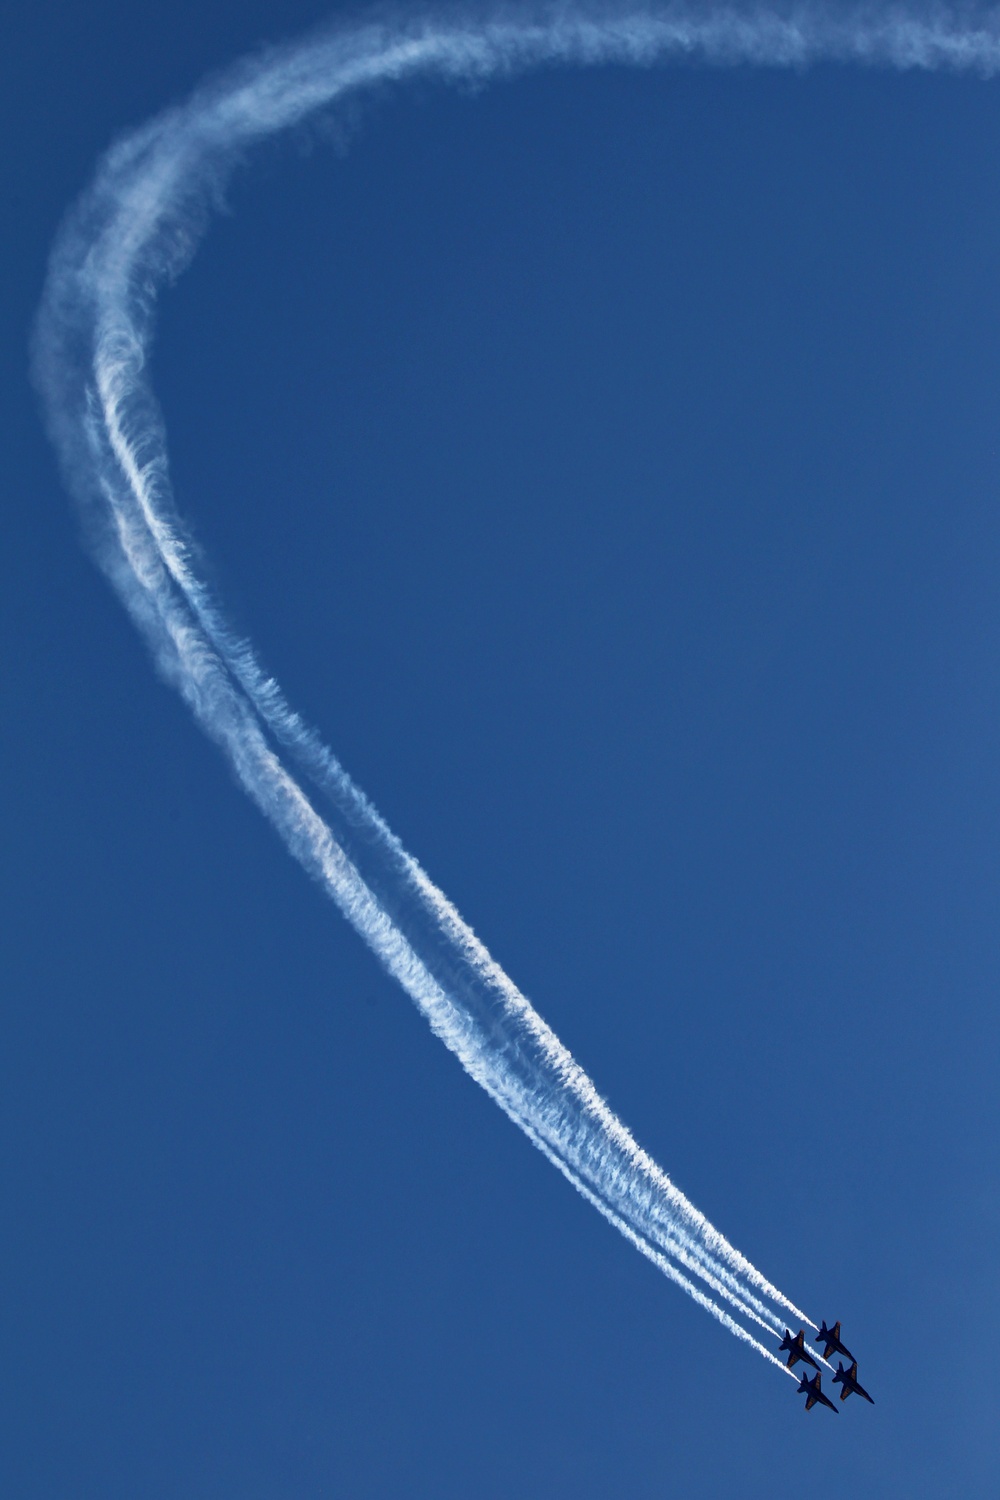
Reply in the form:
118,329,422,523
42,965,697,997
5,2,1000,1495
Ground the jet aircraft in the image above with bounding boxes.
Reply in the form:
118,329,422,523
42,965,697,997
832,1360,874,1405
815,1320,855,1364
779,1328,820,1370
797,1371,838,1413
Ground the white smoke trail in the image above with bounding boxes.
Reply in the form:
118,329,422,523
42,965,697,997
36,0,979,1363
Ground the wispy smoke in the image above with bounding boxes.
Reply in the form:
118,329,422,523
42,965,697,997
37,0,984,1368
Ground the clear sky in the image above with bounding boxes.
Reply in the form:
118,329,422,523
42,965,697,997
5,2,1000,1495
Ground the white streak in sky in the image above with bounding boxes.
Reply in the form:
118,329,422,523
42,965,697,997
36,0,985,1366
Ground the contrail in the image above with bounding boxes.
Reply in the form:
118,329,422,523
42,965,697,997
35,0,986,1364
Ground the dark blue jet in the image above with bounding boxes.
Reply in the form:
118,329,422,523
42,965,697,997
779,1328,820,1370
832,1360,874,1405
815,1320,855,1364
797,1371,838,1413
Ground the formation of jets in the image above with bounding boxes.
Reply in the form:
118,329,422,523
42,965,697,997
780,1321,874,1415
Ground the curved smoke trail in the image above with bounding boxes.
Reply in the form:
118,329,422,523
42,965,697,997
36,0,993,1368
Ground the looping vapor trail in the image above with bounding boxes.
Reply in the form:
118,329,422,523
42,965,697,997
36,0,984,1364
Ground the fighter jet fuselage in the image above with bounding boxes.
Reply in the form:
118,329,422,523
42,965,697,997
779,1328,819,1370
833,1360,874,1405
815,1320,855,1364
797,1372,838,1413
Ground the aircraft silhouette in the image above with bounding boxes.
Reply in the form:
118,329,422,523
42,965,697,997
815,1320,855,1364
779,1328,820,1370
832,1360,874,1405
797,1371,838,1413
